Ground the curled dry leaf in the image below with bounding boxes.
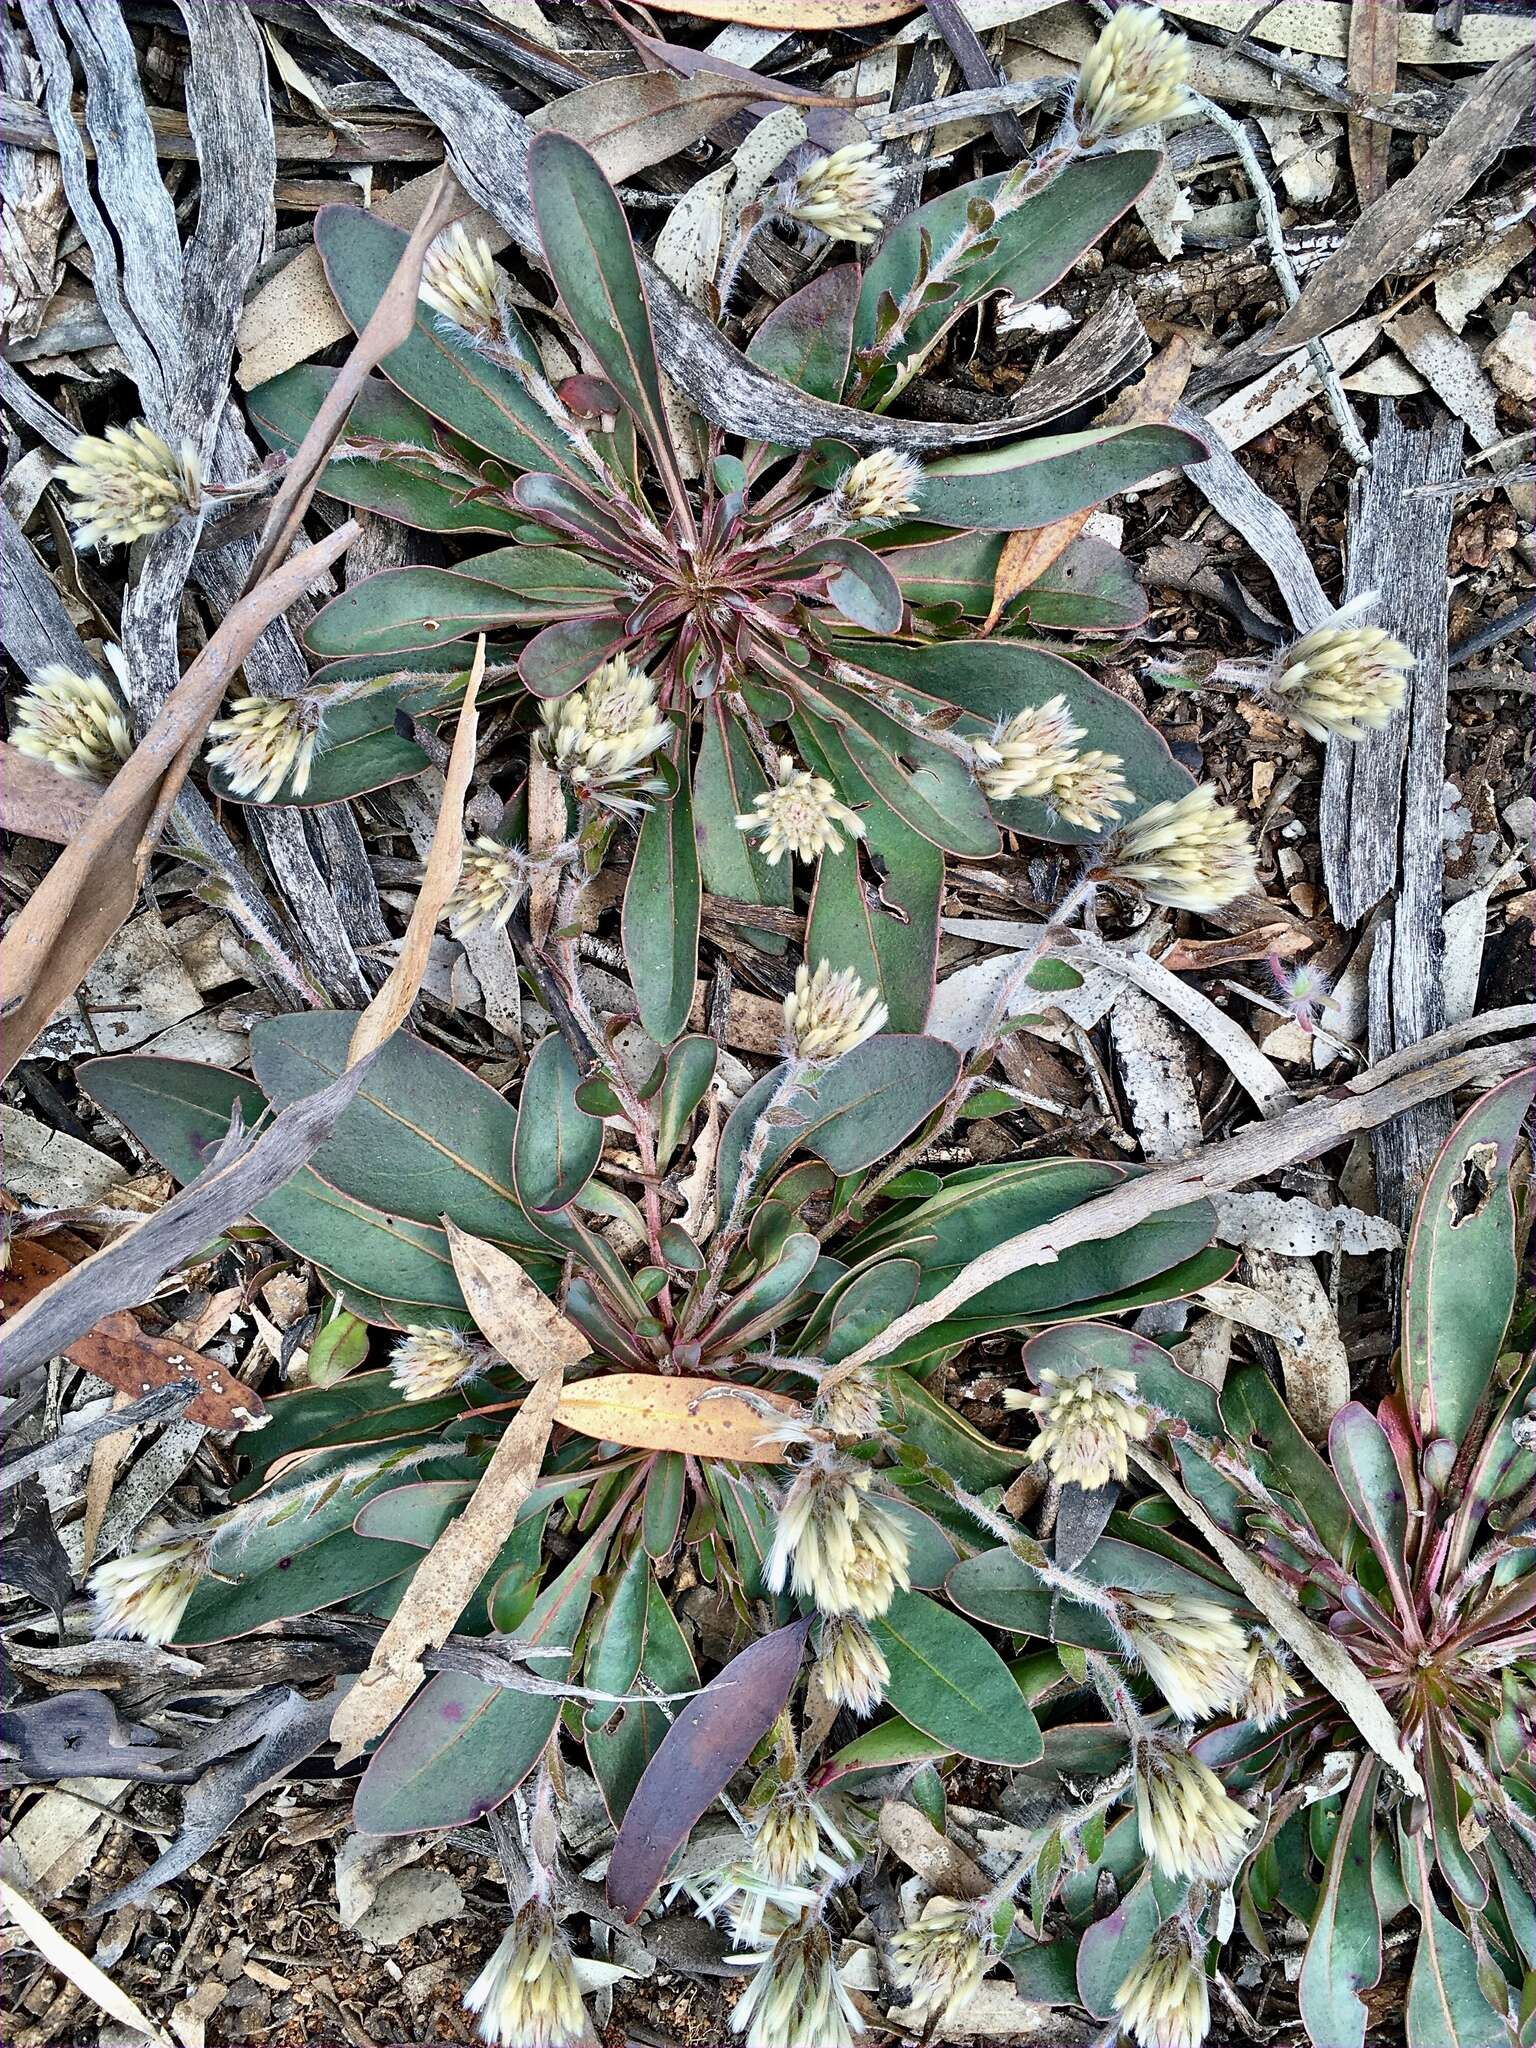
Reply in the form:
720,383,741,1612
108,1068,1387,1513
555,1372,807,1462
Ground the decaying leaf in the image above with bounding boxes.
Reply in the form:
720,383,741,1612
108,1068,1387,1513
556,1372,806,1461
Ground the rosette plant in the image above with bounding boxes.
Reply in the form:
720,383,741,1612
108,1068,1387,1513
924,1070,1536,2048
82,999,1237,1852
228,120,1209,1037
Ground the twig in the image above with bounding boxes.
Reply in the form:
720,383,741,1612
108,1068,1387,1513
1190,93,1371,469
0,1381,196,1494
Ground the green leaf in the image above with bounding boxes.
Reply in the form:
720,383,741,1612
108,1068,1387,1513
307,1307,371,1387
1402,1068,1536,1448
513,1032,603,1214
718,1035,960,1211
656,1036,718,1173
881,530,1147,635
703,1233,820,1351
178,1529,421,1643
586,1558,699,1821
642,1453,687,1558
886,1370,1027,1489
623,763,700,1046
1221,1362,1354,1564
1328,1401,1415,1612
803,1257,920,1367
947,1533,1241,1644
248,366,525,535
353,1523,607,1834
315,202,576,474
527,132,689,516
854,154,1159,372
747,264,859,402
792,685,999,858
1407,1901,1507,2048
791,539,903,633
868,1590,1042,1766
1298,1760,1382,2048
798,720,942,1034
839,637,1195,843
518,613,629,699
693,710,790,954
250,1012,551,1261
304,547,626,660
1075,1875,1162,2019
914,423,1206,532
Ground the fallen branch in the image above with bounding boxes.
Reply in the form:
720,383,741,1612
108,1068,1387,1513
831,1038,1535,1382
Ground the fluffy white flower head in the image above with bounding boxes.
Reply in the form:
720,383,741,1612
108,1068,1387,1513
783,960,887,1063
11,652,132,782
737,756,865,866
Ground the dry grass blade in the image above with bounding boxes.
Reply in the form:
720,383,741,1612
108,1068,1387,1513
328,1224,586,1763
0,1878,174,2047
347,638,484,1066
0,519,357,1082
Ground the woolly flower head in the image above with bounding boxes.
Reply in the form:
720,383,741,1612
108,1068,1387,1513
815,1614,889,1718
973,696,1085,803
1115,1923,1211,2048
90,1536,206,1645
783,960,887,1063
1007,1364,1150,1491
737,756,865,866
1270,622,1412,741
787,139,897,245
766,1453,911,1620
815,1362,886,1443
420,221,508,341
1074,6,1193,147
463,1897,585,2048
448,836,525,938
1120,1590,1250,1722
10,652,132,783
838,448,923,526
56,420,202,548
890,1897,993,2028
1048,748,1134,831
752,1783,855,1888
205,693,321,803
539,652,671,798
1098,786,1257,913
1242,1634,1302,1731
1135,1738,1255,1884
1270,953,1335,1035
731,1909,862,2048
389,1326,478,1403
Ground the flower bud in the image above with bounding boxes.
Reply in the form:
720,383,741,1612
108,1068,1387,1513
1007,1364,1150,1490
1075,6,1193,146
1271,623,1412,741
420,221,509,342
766,1452,911,1620
1242,1633,1302,1730
1115,1923,1211,2048
539,652,671,801
838,448,923,525
1134,1738,1255,1883
1120,1590,1250,1722
737,756,865,866
973,696,1085,803
815,1614,889,1717
389,1326,478,1402
783,960,888,1063
890,1897,993,2026
1098,786,1256,913
448,836,525,937
56,421,202,548
787,140,898,245
731,1909,862,2048
463,1897,586,2048
11,655,132,783
90,1536,206,1644
815,1362,886,1442
1048,748,1133,830
205,693,321,803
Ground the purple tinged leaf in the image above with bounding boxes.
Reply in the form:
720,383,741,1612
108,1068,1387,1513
606,1617,811,1921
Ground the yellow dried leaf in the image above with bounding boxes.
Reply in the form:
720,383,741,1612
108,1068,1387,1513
556,1372,808,1462
442,1219,589,1378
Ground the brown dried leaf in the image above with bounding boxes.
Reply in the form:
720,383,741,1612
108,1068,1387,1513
556,1372,806,1461
981,511,1095,635
878,1801,989,1898
442,1220,590,1379
525,751,565,952
0,744,101,846
328,1218,577,1764
633,0,915,21
347,638,483,1067
1347,0,1399,210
